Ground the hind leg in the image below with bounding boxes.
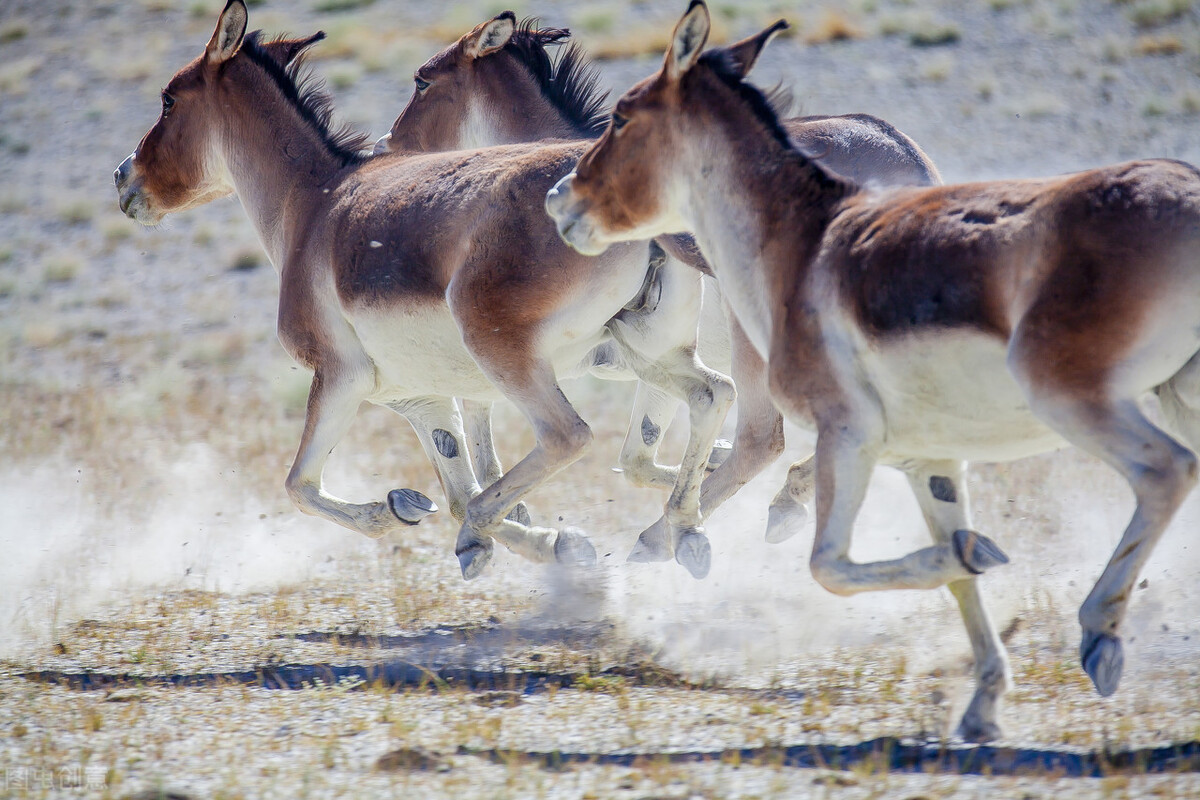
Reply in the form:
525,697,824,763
905,460,1011,742
1026,390,1197,696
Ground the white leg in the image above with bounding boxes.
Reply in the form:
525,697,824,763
806,411,1008,595
285,370,435,538
457,364,597,579
617,383,683,489
766,455,815,544
459,398,530,526
610,319,736,579
388,397,481,523
905,460,1011,743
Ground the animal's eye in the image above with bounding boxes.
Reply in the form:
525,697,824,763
414,75,431,93
611,112,628,131
161,92,175,116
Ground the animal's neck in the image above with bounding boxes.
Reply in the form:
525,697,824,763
216,73,348,267
473,84,592,147
683,122,845,357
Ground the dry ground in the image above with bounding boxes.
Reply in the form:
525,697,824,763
2,0,1200,798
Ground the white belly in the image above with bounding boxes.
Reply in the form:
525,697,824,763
865,332,1068,463
352,305,502,402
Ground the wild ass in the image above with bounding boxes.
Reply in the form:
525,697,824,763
546,0,1200,741
113,0,737,581
377,12,942,574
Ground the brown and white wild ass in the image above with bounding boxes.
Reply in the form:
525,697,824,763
378,12,942,574
546,0,1200,742
113,0,737,582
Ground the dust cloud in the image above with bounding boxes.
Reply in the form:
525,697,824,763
0,443,372,658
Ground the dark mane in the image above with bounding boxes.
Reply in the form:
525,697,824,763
240,30,371,167
503,19,609,138
697,49,794,151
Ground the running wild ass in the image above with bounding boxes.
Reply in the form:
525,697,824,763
378,12,942,576
546,0,1200,741
113,0,737,581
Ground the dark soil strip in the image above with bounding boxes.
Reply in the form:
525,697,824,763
19,658,692,694
462,737,1200,778
286,620,616,651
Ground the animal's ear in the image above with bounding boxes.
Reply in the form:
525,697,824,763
721,19,788,79
206,0,248,66
465,11,516,59
666,0,710,80
262,32,326,69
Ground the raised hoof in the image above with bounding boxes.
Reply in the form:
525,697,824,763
952,529,1009,575
1082,632,1124,697
506,502,531,527
765,502,806,544
706,439,734,471
554,527,597,567
388,488,438,525
456,541,493,581
956,716,1002,744
675,530,711,580
628,519,674,563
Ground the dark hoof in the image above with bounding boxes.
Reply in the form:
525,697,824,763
554,527,597,567
456,541,493,581
628,520,673,563
675,530,711,580
506,502,531,527
956,716,1002,744
1082,631,1124,697
952,529,1009,575
388,488,437,525
706,439,734,471
765,502,806,544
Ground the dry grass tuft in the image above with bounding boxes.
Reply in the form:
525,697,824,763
586,16,730,61
805,9,864,45
42,253,85,284
1124,0,1192,29
1134,33,1185,55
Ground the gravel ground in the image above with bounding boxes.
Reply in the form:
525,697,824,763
2,0,1200,798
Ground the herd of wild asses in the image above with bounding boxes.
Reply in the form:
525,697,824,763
114,0,1200,741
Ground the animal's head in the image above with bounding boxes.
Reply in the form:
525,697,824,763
545,0,787,255
375,12,606,154
114,0,327,224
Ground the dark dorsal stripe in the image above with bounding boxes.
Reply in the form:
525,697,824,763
504,20,609,138
240,30,371,168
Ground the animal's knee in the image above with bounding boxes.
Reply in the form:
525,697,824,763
542,418,593,461
810,553,855,597
285,475,318,515
690,372,735,418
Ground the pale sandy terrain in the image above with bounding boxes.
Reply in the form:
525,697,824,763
2,1,1200,798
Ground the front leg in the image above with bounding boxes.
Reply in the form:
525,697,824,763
807,417,1009,595
285,367,436,537
609,319,736,579
458,398,530,526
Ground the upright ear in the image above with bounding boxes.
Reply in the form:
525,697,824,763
465,11,516,59
206,0,248,66
261,31,326,69
666,0,710,80
721,19,788,79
